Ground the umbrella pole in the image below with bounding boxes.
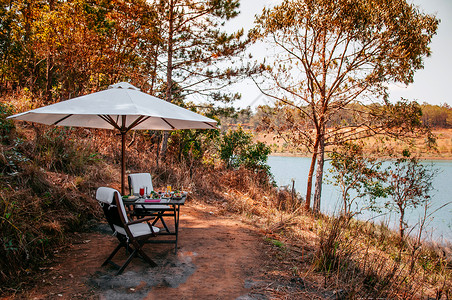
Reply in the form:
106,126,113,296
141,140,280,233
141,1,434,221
121,132,126,195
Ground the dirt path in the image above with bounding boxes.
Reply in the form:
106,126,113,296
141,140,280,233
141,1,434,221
18,202,276,300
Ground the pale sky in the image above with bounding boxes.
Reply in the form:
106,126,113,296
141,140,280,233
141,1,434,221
389,0,452,106
219,0,452,109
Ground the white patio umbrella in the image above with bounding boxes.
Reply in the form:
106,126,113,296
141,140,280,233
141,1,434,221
8,82,217,194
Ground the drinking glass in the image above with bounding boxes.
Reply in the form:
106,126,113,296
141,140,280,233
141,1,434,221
139,187,145,197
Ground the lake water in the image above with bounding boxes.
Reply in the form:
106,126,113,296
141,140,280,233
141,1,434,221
267,155,452,244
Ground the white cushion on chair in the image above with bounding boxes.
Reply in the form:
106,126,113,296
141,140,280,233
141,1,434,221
129,173,153,195
114,223,160,237
96,187,118,204
129,173,170,210
96,187,129,224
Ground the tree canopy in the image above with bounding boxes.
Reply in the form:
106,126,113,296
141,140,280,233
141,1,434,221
0,0,248,106
250,0,439,212
151,0,248,156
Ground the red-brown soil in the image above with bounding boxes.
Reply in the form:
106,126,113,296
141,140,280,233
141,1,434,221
8,201,314,300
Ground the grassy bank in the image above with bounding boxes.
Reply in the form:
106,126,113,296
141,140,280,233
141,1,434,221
221,192,452,298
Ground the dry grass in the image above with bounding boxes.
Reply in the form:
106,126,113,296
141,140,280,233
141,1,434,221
0,124,109,290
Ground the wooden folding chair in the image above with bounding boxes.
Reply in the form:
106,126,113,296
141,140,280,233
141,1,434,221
96,187,160,275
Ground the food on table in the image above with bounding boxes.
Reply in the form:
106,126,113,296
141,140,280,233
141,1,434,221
173,190,184,198
150,190,160,199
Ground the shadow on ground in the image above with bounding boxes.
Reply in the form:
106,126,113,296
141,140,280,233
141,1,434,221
88,250,197,300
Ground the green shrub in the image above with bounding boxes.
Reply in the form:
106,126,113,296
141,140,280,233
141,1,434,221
219,126,271,172
168,128,219,163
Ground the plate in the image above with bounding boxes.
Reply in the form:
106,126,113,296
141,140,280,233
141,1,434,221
123,195,138,201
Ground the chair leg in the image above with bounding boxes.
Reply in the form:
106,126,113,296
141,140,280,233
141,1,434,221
131,240,158,267
115,242,157,275
137,248,158,267
152,214,170,232
116,248,138,275
102,241,125,267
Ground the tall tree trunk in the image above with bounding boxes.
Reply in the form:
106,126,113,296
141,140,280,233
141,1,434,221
45,53,53,103
149,44,159,95
305,136,319,211
160,0,174,159
45,0,55,103
313,132,325,213
312,29,328,214
399,206,405,242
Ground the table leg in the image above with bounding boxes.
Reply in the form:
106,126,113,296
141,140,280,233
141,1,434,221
174,204,180,254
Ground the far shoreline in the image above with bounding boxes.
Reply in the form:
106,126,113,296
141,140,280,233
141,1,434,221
269,152,452,161
258,129,452,161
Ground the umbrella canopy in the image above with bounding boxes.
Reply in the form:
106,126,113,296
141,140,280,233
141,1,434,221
8,82,217,194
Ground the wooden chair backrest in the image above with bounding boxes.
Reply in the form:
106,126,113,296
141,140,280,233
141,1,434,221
96,187,128,235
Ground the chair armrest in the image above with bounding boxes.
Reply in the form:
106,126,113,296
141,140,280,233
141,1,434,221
127,216,154,225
